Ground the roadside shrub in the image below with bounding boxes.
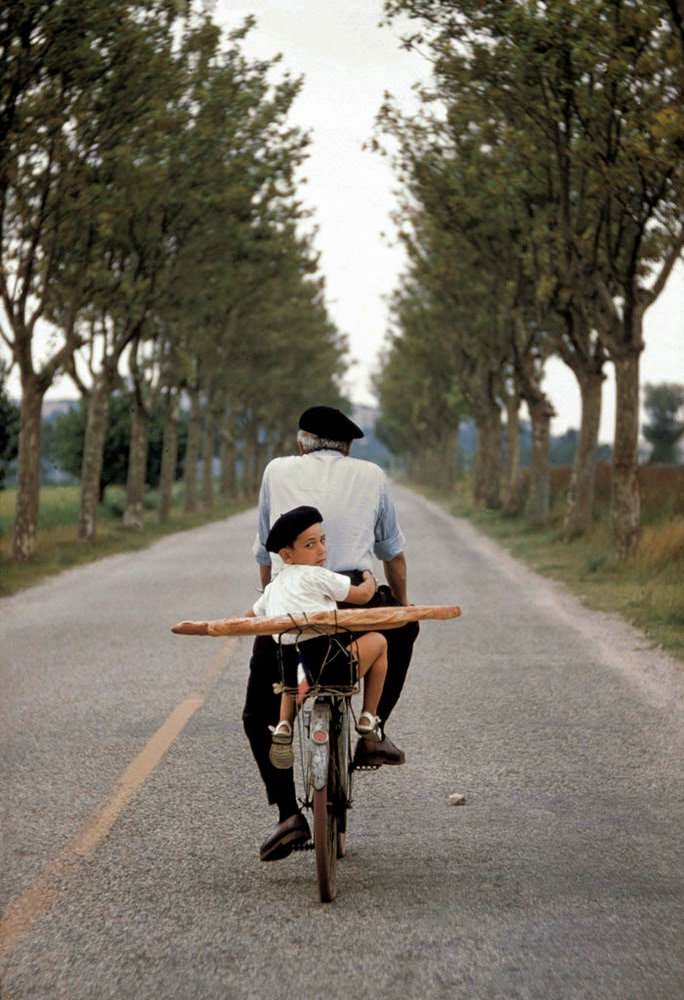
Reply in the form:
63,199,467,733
549,463,684,524
638,465,684,521
637,518,684,567
103,491,126,519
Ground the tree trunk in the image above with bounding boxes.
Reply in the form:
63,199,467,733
611,353,641,558
451,425,461,485
503,393,522,515
472,420,484,504
244,421,261,496
11,375,45,561
563,372,602,539
272,432,291,458
234,438,246,498
253,431,268,494
219,430,236,498
201,413,215,510
435,429,457,490
123,396,148,529
183,388,202,513
473,410,502,508
426,448,440,487
159,390,179,524
526,399,553,528
77,372,112,542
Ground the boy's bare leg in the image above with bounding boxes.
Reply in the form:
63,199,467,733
353,632,388,717
279,692,295,726
351,631,405,769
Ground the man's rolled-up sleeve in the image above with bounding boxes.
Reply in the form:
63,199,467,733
252,470,272,566
373,481,406,561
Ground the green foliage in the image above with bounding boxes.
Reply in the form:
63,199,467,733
378,0,684,545
2,3,347,552
549,429,612,466
642,383,684,463
374,284,468,465
50,395,187,501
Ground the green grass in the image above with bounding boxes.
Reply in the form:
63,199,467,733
421,478,684,664
0,484,251,597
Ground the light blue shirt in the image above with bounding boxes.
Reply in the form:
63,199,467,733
253,450,405,575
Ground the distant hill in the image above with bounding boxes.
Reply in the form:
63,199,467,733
42,398,79,422
350,404,613,471
350,404,392,468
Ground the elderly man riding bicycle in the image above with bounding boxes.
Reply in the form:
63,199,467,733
242,404,420,862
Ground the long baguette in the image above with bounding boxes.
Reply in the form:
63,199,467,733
172,604,461,637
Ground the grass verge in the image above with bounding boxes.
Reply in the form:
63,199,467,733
0,484,251,598
420,478,684,665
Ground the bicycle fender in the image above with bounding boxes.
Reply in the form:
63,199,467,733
310,705,330,791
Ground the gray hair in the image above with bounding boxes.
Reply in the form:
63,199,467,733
297,429,350,456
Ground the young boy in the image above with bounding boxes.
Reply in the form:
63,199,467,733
248,505,388,770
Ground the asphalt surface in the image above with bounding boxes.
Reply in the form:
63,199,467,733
1,486,683,999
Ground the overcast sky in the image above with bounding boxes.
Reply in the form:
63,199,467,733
23,0,683,442
214,0,684,441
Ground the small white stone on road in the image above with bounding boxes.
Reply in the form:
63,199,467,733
448,792,466,806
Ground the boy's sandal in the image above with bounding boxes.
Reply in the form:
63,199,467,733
270,720,293,742
356,711,381,737
269,720,294,769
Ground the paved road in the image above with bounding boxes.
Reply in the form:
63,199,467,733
1,486,683,999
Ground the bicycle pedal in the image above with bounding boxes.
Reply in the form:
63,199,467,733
352,763,381,772
293,839,314,851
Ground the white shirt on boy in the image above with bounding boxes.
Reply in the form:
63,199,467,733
252,563,351,644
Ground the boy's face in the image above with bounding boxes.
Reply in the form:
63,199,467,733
281,522,327,567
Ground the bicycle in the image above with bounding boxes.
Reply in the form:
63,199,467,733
277,625,357,903
172,602,461,903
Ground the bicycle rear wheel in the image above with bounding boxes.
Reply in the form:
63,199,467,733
311,694,352,900
313,784,337,902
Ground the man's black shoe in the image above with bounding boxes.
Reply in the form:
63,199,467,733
352,734,406,770
259,812,311,862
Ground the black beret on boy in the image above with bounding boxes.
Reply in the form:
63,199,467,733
266,505,323,553
298,405,364,441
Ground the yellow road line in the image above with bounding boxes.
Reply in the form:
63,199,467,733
0,638,238,962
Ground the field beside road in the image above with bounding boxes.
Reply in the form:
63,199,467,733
425,464,684,663
0,485,249,597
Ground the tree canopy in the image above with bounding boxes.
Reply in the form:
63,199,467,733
643,383,684,462
1,2,348,555
377,0,684,552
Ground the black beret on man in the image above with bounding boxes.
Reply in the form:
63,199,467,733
298,405,364,441
266,505,324,553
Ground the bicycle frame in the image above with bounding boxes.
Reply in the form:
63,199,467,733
276,628,356,803
308,697,333,791
300,690,353,800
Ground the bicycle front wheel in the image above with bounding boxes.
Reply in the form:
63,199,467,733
313,784,337,902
